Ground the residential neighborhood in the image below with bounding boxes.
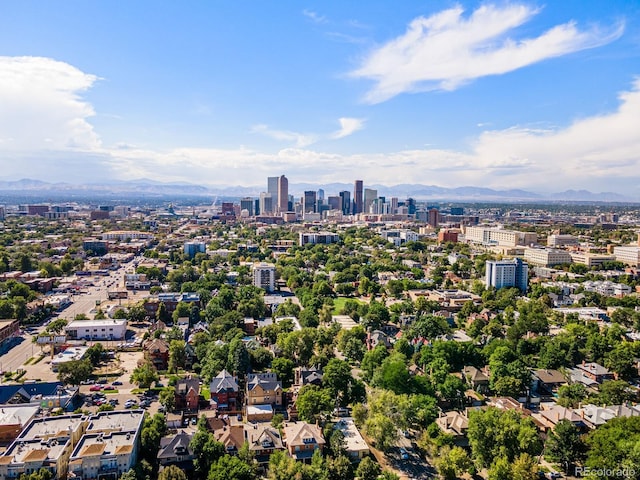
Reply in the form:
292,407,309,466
1,186,640,480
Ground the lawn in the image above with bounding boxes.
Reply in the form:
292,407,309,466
332,297,364,315
200,385,211,400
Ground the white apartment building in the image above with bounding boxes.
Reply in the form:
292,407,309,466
547,234,579,247
485,258,528,292
65,319,127,341
569,252,616,268
380,229,419,247
252,262,276,293
524,247,573,267
614,246,640,266
464,226,537,247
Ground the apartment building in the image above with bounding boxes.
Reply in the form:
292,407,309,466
464,226,537,247
68,410,145,480
252,263,276,293
485,258,528,292
523,247,573,267
614,246,640,266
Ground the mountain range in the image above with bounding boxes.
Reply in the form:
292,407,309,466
0,179,635,203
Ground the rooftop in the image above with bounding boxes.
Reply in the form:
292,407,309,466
87,410,144,434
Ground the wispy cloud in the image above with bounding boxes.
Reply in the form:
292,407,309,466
251,124,317,147
331,117,365,139
302,9,327,24
350,4,624,103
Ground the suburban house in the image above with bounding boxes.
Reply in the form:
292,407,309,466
574,362,615,384
246,373,283,407
213,425,245,455
157,432,194,471
282,421,325,463
175,377,200,411
532,369,568,396
209,369,240,412
245,423,284,470
143,338,170,371
463,366,490,393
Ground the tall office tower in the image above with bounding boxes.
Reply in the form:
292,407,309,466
264,177,278,213
327,196,341,211
303,191,317,213
390,197,398,214
277,175,288,213
240,197,254,216
259,192,273,216
364,188,377,213
428,208,439,227
485,258,529,292
406,198,416,215
317,189,325,202
339,191,351,215
354,180,363,214
254,199,260,216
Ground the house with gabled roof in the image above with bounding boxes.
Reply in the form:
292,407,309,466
213,425,245,455
175,376,200,411
157,432,194,471
282,421,325,463
245,423,284,468
209,369,240,412
246,373,282,407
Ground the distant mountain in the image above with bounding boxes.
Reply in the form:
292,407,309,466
0,179,636,203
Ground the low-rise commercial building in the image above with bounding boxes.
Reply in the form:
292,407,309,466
65,319,127,341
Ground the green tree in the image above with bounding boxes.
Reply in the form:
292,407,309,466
190,428,225,480
159,387,176,412
57,359,93,385
130,361,159,389
296,385,334,423
467,408,542,470
355,457,381,480
158,465,188,480
545,419,586,474
271,357,295,388
85,343,104,367
168,340,186,373
208,454,257,480
586,416,640,479
435,446,472,480
323,358,354,407
364,413,397,451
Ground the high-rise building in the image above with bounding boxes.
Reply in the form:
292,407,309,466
260,193,273,216
406,198,416,215
364,188,377,213
428,208,439,227
240,197,254,216
277,175,288,213
303,191,317,213
339,191,351,215
354,180,363,214
327,196,341,211
485,258,528,292
267,177,279,197
252,262,276,292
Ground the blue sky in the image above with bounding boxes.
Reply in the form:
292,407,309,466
1,1,639,196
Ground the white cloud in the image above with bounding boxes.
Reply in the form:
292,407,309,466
251,124,318,147
303,9,327,24
331,117,365,139
350,4,624,103
0,56,100,150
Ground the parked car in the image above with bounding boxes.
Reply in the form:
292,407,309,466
89,385,103,391
399,448,409,460
112,381,123,386
97,378,108,384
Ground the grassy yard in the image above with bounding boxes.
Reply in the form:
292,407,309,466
200,385,211,400
332,297,364,315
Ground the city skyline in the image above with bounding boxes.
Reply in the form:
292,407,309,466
1,2,640,197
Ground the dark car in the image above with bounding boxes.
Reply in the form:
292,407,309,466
112,381,123,386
